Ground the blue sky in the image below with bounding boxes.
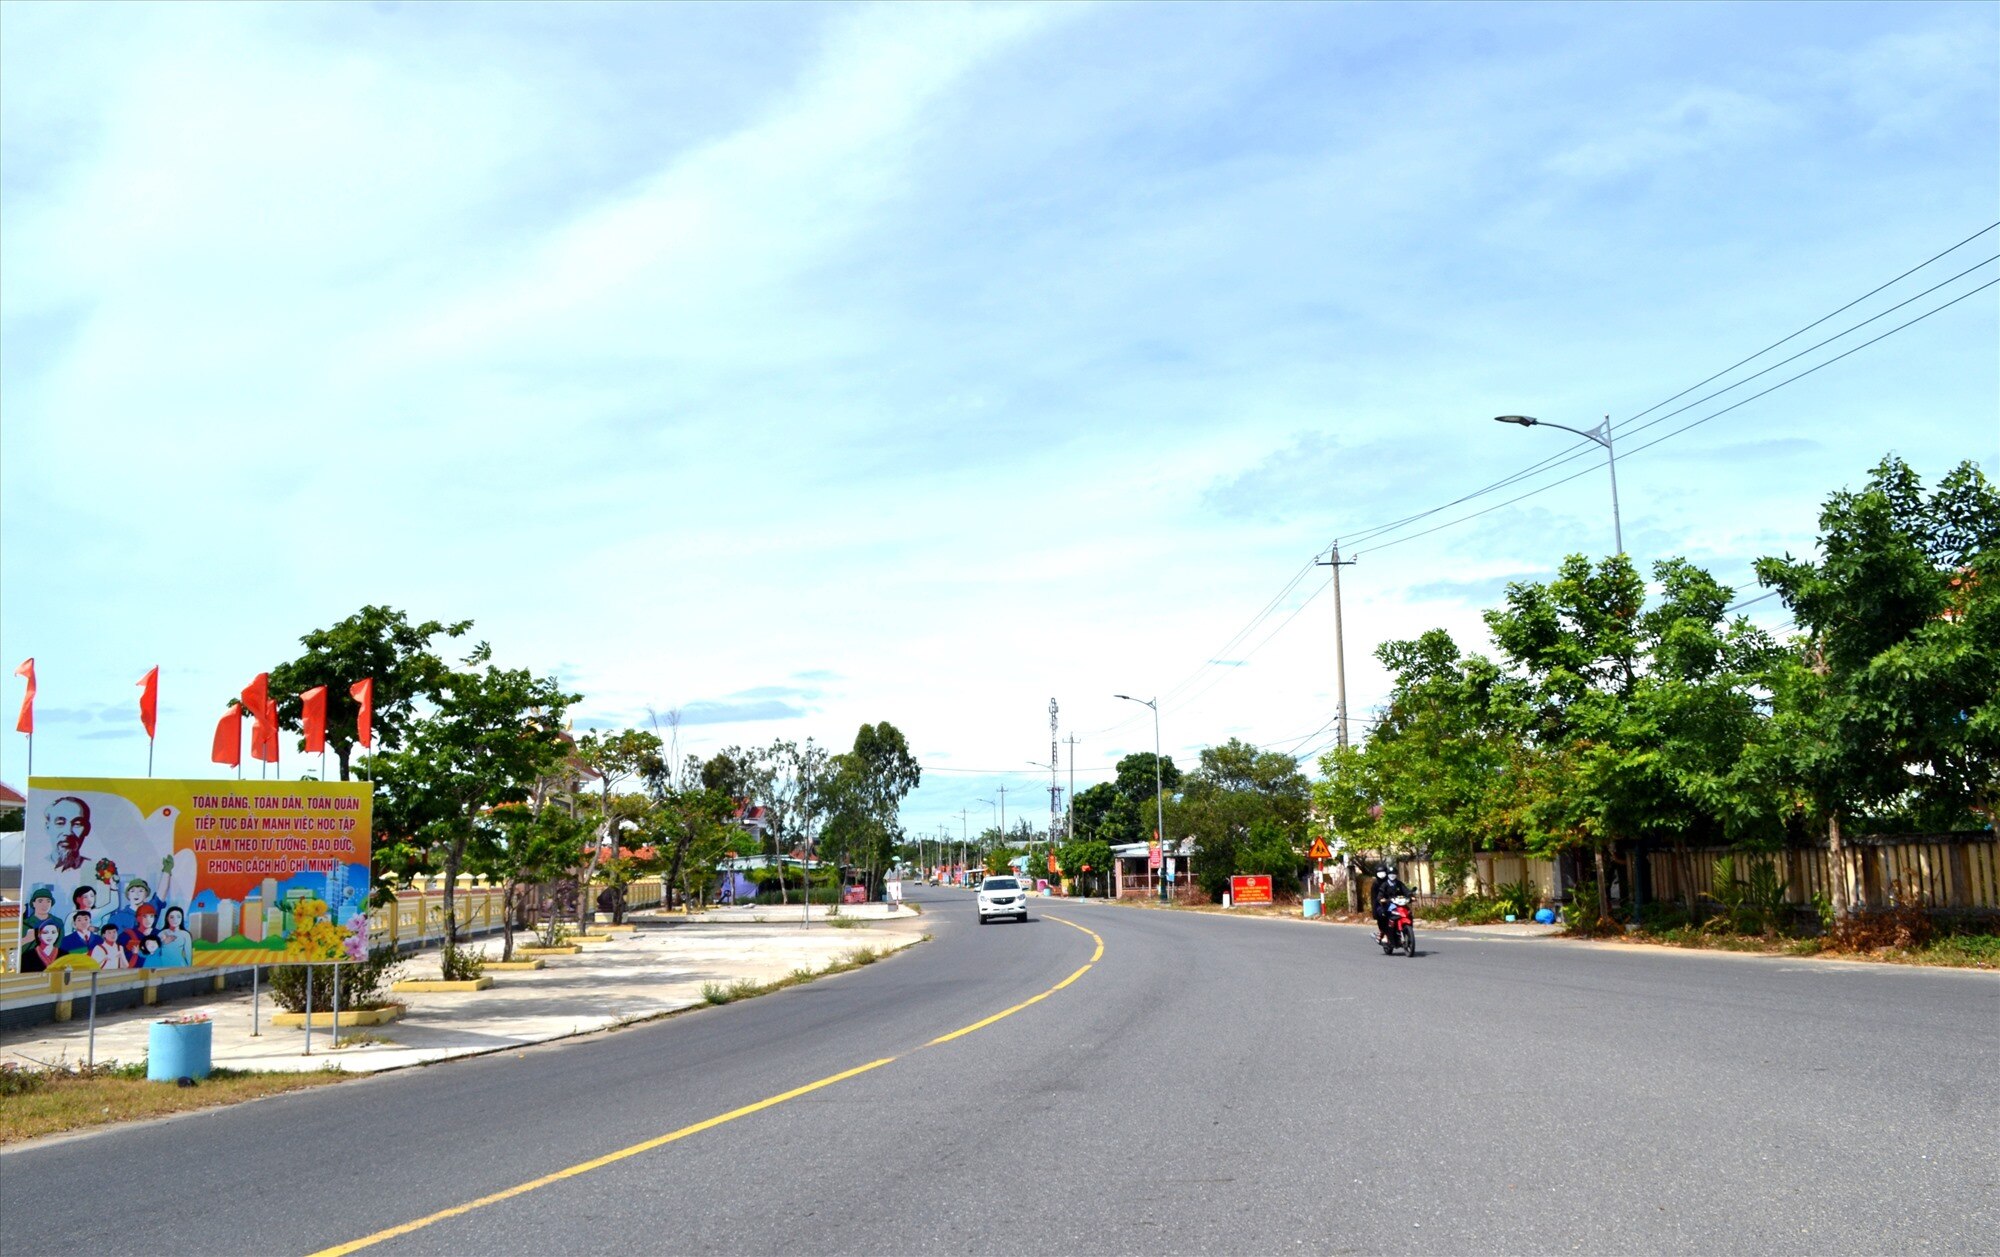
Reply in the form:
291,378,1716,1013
2,1,1994,839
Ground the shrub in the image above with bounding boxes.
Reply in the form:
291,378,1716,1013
440,940,485,982
269,948,401,1013
1434,894,1506,924
1561,881,1620,936
1832,903,1933,952
754,885,841,906
1495,880,1538,920
0,1064,45,1097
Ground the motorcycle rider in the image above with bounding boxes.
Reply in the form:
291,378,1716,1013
1367,859,1411,944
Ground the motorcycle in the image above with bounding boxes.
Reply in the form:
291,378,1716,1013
1379,895,1415,957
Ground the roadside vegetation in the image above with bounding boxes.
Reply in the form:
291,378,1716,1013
698,945,895,1006
0,1062,347,1145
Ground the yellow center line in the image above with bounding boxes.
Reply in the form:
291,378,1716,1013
308,910,1106,1257
924,914,1104,1046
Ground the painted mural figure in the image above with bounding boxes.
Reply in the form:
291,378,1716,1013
90,927,130,970
22,922,62,972
156,907,194,967
105,871,172,933
44,795,92,872
58,910,98,957
19,884,60,943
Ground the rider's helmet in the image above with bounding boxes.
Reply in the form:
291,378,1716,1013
1377,861,1394,879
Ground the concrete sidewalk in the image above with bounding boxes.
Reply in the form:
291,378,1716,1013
0,906,924,1076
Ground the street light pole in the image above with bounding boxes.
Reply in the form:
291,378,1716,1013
979,798,998,877
957,807,970,883
1494,414,1624,556
1113,694,1166,902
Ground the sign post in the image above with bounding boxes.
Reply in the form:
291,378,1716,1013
1229,875,1274,907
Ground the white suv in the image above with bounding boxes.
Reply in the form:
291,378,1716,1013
976,875,1029,924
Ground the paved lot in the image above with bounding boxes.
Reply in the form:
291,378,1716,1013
0,904,922,1074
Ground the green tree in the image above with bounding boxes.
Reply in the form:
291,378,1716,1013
467,803,590,960
1071,782,1122,842
1175,738,1310,900
572,729,666,923
267,605,472,780
822,723,922,890
1313,630,1518,893
366,645,577,943
1751,456,1999,916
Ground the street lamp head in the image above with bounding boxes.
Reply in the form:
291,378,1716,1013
1494,415,1539,427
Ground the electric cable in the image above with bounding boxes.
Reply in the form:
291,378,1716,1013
1352,276,1998,558
1334,225,1998,552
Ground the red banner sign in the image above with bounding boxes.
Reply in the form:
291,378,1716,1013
1147,843,1162,870
1230,874,1273,906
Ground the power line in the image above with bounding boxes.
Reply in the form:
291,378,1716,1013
1611,253,1996,448
1335,224,1998,553
1722,590,1781,614
1622,221,1997,430
1352,275,1998,559
1080,223,1995,752
1159,573,1333,720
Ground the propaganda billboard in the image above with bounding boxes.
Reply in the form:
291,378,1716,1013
16,778,372,974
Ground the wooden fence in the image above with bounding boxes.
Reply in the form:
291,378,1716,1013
1385,834,1998,913
1645,836,1999,912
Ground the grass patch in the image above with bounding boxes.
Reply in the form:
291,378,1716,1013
1914,934,2000,967
1615,923,1998,969
822,946,884,974
694,940,914,1011
0,1064,347,1145
827,916,867,929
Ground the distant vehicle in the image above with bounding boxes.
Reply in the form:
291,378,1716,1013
976,875,1028,924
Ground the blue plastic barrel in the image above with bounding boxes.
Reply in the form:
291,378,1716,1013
1302,897,1322,918
148,1019,213,1082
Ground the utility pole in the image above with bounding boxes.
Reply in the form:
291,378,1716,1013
1048,698,1061,859
1317,543,1357,749
956,807,970,882
1064,734,1080,843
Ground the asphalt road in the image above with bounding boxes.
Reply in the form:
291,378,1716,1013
3,887,1995,1256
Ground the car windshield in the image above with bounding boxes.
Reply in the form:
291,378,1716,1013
982,878,1019,892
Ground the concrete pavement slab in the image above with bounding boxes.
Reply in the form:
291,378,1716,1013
0,910,925,1076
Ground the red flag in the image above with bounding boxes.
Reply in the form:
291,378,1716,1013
13,658,34,735
301,686,327,753
211,707,242,767
137,667,159,739
350,678,374,748
249,714,278,763
242,673,278,763
1047,851,1059,874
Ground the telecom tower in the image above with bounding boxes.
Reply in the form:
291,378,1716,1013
1048,698,1061,850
